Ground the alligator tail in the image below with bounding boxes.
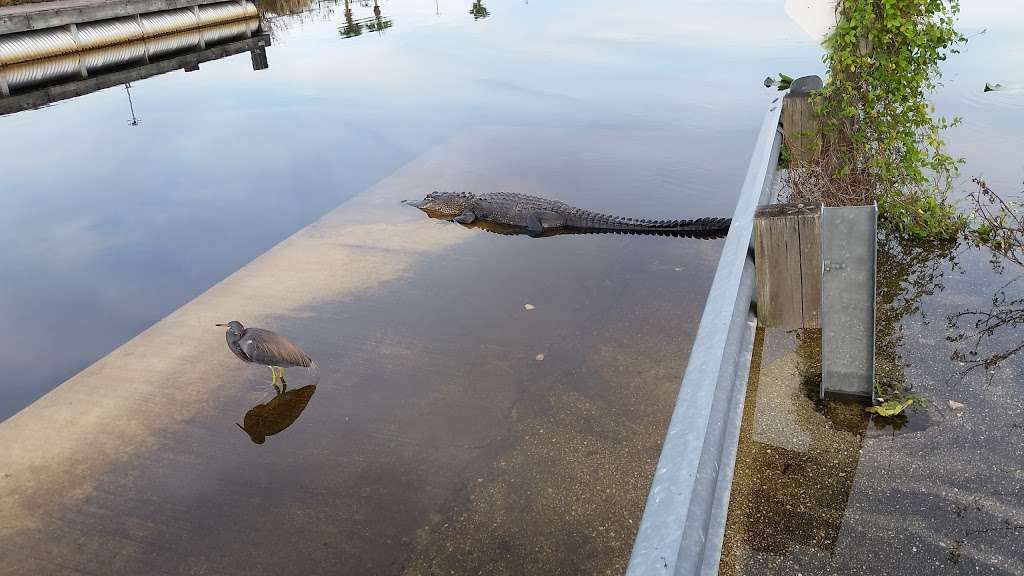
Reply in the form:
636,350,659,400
612,216,731,235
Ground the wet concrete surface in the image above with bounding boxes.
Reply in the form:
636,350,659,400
722,245,1024,576
0,127,729,575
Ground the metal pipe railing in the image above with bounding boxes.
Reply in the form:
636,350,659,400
626,101,784,576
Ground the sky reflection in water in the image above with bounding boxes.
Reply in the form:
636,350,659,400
0,0,819,420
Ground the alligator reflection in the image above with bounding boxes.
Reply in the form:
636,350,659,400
237,384,317,444
430,216,730,239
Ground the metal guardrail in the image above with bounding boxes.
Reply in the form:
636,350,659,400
626,101,784,576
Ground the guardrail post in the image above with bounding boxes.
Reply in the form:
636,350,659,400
753,202,822,329
250,44,268,70
780,75,823,164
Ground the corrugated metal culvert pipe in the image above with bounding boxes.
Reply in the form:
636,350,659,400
0,18,260,91
0,1,257,66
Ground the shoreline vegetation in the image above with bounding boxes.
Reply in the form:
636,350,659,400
782,0,966,241
777,1,1023,410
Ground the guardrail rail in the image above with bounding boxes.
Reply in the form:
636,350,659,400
627,100,784,576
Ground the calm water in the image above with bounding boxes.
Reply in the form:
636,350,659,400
0,0,818,574
0,0,817,421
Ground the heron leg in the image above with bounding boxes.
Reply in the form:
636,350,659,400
278,367,287,384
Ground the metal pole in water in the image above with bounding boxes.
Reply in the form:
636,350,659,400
820,204,877,399
125,83,141,127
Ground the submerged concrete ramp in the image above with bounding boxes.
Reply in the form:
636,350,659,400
0,133,473,575
0,127,719,575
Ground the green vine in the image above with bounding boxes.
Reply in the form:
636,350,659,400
812,0,967,238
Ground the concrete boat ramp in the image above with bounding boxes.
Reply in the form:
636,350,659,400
0,127,722,575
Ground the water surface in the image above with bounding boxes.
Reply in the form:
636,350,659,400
0,0,819,573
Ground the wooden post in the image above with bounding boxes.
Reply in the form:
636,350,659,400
781,75,823,164
250,45,268,71
753,202,822,329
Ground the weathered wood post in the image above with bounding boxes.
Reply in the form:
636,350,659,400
250,45,269,71
753,202,822,329
780,75,823,164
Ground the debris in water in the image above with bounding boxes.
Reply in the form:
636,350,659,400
764,73,794,90
866,397,914,417
984,82,1003,92
535,353,545,361
523,304,535,310
948,400,965,410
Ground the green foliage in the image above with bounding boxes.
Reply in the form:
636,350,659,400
880,194,966,240
778,142,792,168
813,0,966,237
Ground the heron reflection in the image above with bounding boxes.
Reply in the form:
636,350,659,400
217,320,316,392
237,384,317,444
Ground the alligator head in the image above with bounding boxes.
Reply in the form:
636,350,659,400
405,191,476,219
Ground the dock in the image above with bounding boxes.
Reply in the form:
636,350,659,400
0,0,242,34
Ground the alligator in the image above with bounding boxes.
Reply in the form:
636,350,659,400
406,191,731,238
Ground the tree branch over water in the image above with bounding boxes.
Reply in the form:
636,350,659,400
969,178,1024,269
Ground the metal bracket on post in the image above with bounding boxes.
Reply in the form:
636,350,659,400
820,204,877,399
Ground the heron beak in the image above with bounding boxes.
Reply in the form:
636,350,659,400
215,323,227,327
